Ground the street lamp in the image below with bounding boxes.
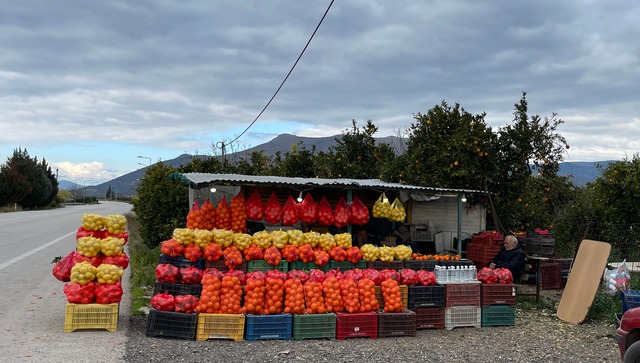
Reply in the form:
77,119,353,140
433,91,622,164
137,155,151,167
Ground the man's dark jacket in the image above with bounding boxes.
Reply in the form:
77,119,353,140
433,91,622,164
489,246,526,282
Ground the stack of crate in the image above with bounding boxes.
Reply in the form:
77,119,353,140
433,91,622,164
480,283,516,327
444,283,481,330
408,285,446,329
466,234,503,269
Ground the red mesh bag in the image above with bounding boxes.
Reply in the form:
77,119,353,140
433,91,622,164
155,264,181,283
95,281,123,304
200,198,216,230
333,197,349,228
174,294,198,314
101,252,129,270
299,193,317,224
264,193,283,224
186,200,202,229
151,291,175,311
160,239,184,258
348,196,369,225
64,282,96,304
52,251,80,282
180,266,204,285
230,192,247,233
246,191,264,221
317,196,334,226
282,195,300,226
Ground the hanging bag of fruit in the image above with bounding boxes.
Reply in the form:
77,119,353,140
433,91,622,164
299,193,318,224
282,195,300,225
372,192,391,219
348,196,369,225
264,192,283,225
317,196,334,226
246,191,264,221
389,198,406,222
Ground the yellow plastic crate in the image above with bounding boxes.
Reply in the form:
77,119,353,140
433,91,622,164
196,313,245,341
375,285,409,309
64,303,119,332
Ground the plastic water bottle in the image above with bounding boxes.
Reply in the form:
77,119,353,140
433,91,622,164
471,265,477,281
462,266,469,282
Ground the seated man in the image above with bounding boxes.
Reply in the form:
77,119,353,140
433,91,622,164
489,235,526,282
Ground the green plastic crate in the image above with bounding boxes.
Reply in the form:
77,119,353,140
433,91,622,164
292,313,336,340
289,261,328,272
481,305,515,327
328,260,366,271
247,260,289,273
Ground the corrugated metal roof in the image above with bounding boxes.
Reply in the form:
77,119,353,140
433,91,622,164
178,173,485,195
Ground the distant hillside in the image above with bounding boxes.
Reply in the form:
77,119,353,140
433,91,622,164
61,134,611,197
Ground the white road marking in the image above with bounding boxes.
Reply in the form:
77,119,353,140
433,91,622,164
0,231,76,271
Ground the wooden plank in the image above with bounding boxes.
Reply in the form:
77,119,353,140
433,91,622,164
557,239,611,324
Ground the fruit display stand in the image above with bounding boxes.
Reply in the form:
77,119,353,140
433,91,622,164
413,307,445,329
292,313,336,340
196,313,246,341
146,309,198,340
245,313,292,340
335,311,378,340
480,305,516,327
377,310,417,338
64,303,119,333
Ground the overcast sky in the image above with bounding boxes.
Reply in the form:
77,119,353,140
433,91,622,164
1,0,639,185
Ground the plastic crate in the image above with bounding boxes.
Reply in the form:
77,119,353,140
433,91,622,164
64,303,119,332
540,262,563,289
328,260,367,271
159,254,205,270
375,285,409,309
196,313,245,341
244,313,292,340
410,225,431,242
204,260,247,272
292,313,336,340
153,282,202,297
247,260,289,273
335,311,378,340
145,309,198,340
408,285,445,309
466,244,501,264
413,307,445,329
377,310,417,337
402,260,436,271
521,235,555,255
444,305,481,330
480,284,516,307
481,305,516,327
367,261,404,271
621,290,640,314
445,283,481,307
289,261,326,272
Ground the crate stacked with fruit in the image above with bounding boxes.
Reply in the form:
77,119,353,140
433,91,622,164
51,213,129,332
478,266,516,327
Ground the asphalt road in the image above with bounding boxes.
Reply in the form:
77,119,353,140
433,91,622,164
0,201,133,363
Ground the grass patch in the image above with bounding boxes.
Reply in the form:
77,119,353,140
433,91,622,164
125,212,158,316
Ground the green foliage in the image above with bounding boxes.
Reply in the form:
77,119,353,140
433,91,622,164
125,211,159,316
272,143,320,178
0,148,58,209
131,163,189,248
587,288,619,323
592,155,640,224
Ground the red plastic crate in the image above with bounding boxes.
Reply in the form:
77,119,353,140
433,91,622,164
466,244,501,264
480,283,516,306
445,283,480,308
377,310,417,338
413,307,445,329
540,263,563,289
335,312,378,340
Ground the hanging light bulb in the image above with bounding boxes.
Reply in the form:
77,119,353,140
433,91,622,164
461,193,467,203
296,191,303,203
210,187,217,193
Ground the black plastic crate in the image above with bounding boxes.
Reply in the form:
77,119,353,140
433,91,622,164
408,285,445,309
146,309,198,340
377,310,417,338
159,254,205,270
153,282,202,298
403,260,436,271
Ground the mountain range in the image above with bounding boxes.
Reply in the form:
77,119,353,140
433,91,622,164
60,134,613,198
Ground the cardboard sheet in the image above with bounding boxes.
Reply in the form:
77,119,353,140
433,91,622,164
557,239,611,324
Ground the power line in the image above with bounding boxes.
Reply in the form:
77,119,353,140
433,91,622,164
223,0,335,148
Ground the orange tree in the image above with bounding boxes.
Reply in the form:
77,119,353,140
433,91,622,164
387,93,570,233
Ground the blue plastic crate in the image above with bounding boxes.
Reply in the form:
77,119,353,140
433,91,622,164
621,290,640,313
245,313,292,340
159,254,205,270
